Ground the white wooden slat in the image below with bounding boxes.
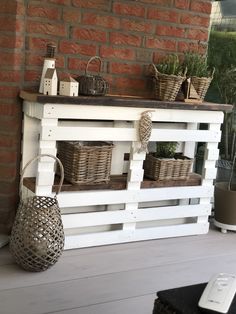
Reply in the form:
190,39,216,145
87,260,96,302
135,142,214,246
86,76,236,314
21,115,41,177
42,103,224,123
62,204,211,229
41,126,221,143
57,186,213,207
64,222,209,249
23,101,44,118
206,148,220,160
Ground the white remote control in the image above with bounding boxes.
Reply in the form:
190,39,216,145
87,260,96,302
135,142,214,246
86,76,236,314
198,273,236,313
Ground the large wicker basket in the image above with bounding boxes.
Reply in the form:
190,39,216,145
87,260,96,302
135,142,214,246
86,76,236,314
144,153,193,181
77,56,109,96
10,154,65,272
150,64,186,101
57,141,114,184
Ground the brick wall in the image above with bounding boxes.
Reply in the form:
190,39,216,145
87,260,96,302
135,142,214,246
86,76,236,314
0,0,25,233
0,0,212,233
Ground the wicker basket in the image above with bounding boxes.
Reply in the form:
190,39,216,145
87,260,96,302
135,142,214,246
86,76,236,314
10,154,65,272
57,141,114,184
150,64,186,101
144,153,193,181
190,76,213,101
77,56,109,96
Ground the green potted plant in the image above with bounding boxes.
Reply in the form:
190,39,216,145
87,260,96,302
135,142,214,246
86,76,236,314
143,141,192,181
149,54,186,101
182,52,214,101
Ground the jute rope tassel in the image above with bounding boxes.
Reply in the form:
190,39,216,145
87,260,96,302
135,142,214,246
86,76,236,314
137,110,154,153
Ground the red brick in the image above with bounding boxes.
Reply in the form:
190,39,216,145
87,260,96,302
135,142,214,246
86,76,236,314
0,104,20,116
110,32,142,47
109,62,142,75
100,46,135,61
180,13,210,27
0,52,23,66
0,134,18,148
0,181,18,195
138,0,172,5
73,27,107,42
0,116,21,133
68,58,103,72
146,37,176,51
72,0,110,11
68,59,89,72
44,0,71,4
177,41,207,54
59,40,97,56
175,0,190,10
63,8,81,23
121,19,153,34
0,71,21,82
82,13,120,29
27,4,61,20
114,77,146,90
148,8,179,23
113,2,145,18
0,86,19,99
0,17,23,32
153,51,172,64
187,29,208,41
156,25,186,38
27,37,57,52
24,70,41,82
0,35,23,49
190,1,212,14
0,1,17,14
26,21,67,37
25,54,65,68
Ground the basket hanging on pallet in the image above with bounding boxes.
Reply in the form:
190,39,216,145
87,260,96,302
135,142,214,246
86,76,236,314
77,56,109,96
149,63,186,101
144,153,193,181
10,154,65,272
57,141,114,185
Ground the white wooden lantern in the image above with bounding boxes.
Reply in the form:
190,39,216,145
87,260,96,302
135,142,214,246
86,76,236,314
59,77,79,97
43,68,58,96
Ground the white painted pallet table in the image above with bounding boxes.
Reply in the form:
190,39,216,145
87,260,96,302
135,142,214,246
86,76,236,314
20,91,231,250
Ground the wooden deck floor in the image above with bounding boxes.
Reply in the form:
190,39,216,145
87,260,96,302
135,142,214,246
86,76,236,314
0,224,236,314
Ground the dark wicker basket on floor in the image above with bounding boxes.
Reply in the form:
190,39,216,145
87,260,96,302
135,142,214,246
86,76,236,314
153,298,177,314
144,153,193,181
57,141,114,184
77,56,109,96
150,64,186,101
10,154,65,272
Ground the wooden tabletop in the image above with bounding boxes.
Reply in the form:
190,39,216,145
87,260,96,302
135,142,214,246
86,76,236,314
20,90,233,112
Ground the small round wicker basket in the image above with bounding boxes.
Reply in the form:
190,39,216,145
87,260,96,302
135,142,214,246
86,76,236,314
10,154,65,272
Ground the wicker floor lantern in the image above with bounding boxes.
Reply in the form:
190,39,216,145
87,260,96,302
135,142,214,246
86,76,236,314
10,154,65,272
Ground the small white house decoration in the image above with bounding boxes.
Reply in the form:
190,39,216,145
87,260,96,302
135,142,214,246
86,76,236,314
43,68,58,96
59,76,79,97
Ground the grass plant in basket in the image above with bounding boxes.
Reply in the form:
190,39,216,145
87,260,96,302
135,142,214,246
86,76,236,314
150,54,186,101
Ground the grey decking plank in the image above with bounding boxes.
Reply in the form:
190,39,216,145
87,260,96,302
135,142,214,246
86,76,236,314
0,253,236,314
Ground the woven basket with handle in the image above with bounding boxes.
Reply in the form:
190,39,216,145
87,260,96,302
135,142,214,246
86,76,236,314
77,56,109,96
150,63,186,101
10,154,65,272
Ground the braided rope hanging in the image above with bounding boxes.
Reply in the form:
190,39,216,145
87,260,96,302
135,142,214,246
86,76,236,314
137,110,154,153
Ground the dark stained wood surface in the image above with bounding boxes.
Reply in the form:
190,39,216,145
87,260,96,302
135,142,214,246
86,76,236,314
23,173,201,193
20,90,232,112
